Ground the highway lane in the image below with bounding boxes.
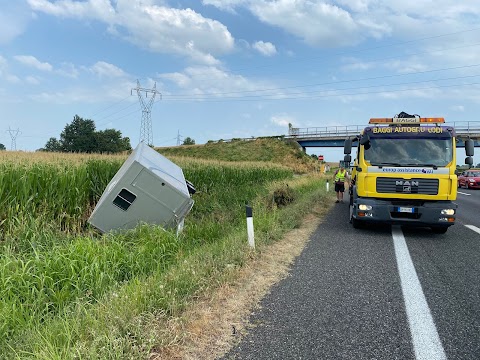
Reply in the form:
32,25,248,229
456,187,480,229
222,192,480,360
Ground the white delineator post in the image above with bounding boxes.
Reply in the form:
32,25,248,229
326,179,330,192
246,205,255,249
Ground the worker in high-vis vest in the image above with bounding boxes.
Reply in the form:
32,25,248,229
334,165,349,203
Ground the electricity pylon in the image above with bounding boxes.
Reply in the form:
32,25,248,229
131,80,161,146
176,130,183,146
6,127,21,150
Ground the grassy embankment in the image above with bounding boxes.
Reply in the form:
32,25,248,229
0,139,333,359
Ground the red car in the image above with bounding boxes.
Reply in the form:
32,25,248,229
458,169,480,189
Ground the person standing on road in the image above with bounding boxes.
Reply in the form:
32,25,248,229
334,165,349,203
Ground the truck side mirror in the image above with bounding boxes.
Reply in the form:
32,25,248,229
359,133,371,150
344,139,352,155
465,139,474,157
344,154,352,164
466,157,473,167
360,133,370,145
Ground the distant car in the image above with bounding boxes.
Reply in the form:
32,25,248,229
458,169,480,189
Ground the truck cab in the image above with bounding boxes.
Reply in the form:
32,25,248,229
345,113,475,233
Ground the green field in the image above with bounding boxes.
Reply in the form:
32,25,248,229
0,140,331,359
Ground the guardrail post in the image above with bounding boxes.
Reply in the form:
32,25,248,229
246,204,255,249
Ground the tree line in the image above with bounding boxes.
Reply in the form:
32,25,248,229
2,115,196,153
40,115,132,153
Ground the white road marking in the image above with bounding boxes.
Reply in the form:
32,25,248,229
457,191,471,196
392,226,446,360
465,225,480,235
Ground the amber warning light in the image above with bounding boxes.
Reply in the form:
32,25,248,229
369,117,445,124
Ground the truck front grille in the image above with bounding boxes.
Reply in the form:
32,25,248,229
376,177,439,195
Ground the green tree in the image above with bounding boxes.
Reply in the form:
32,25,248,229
95,129,132,153
60,115,97,153
0,143,5,151
42,115,132,153
182,137,195,145
43,137,62,152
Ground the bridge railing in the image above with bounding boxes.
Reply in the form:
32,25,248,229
289,122,480,138
289,125,364,138
448,122,480,136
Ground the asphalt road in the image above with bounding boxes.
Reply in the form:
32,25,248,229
222,189,480,360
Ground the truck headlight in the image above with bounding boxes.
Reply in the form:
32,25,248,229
441,209,455,215
469,179,475,182
359,204,372,211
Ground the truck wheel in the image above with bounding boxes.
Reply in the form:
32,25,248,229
351,216,363,229
431,226,448,234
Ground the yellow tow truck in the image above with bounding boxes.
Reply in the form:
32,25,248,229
344,112,475,233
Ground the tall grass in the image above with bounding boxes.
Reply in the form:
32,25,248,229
6,176,331,360
0,151,300,358
0,159,122,241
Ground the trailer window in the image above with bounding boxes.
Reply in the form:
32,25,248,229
113,188,137,211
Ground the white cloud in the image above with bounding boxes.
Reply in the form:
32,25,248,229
90,61,126,78
384,59,429,74
27,0,116,22
335,0,371,13
57,62,79,78
270,114,295,127
202,0,248,12
252,41,277,56
0,55,8,74
0,2,32,44
340,57,375,71
450,105,465,112
0,56,21,84
25,76,40,85
14,55,53,72
6,75,21,84
28,0,235,64
249,1,362,47
157,65,276,99
204,0,480,50
205,0,387,47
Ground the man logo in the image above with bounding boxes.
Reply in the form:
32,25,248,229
396,180,419,193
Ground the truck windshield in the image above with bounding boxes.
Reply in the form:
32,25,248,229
364,138,453,167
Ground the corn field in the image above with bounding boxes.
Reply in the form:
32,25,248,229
0,150,295,357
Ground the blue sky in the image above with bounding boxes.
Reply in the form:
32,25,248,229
0,0,480,164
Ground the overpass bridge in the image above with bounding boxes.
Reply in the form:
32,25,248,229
287,121,480,150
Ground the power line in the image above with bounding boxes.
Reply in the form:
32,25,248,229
95,102,139,128
179,73,480,100
20,28,478,139
86,94,132,119
163,62,480,100
156,72,480,102
154,29,480,83
225,27,480,75
158,80,480,103
83,33,480,123
156,41,480,101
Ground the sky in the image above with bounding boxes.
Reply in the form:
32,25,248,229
0,0,480,165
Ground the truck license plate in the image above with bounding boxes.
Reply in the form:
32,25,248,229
397,207,414,213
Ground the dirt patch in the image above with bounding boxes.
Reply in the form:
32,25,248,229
151,204,331,360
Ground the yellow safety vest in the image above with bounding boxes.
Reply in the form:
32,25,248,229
335,169,346,183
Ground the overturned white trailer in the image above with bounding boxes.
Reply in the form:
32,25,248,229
88,142,194,234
